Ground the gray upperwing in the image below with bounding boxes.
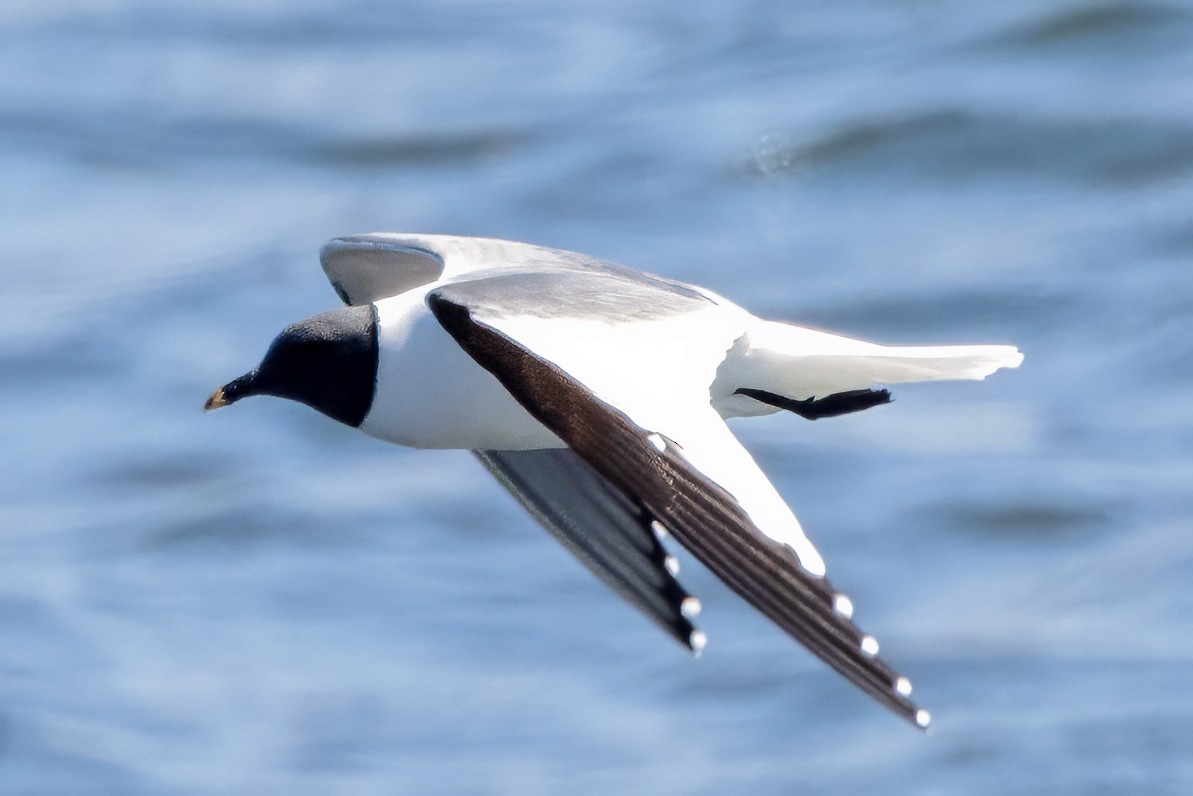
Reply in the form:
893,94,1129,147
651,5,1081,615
321,234,446,305
422,268,710,324
474,448,700,650
321,232,712,309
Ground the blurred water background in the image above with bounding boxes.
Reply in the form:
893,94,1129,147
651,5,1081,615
3,1,1193,793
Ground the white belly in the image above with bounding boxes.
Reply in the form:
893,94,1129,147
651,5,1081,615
360,290,564,450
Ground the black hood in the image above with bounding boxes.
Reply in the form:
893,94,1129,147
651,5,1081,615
207,304,379,427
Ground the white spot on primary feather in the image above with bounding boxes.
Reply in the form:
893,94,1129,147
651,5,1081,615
646,433,666,453
833,593,854,619
896,677,912,697
650,520,668,540
690,629,707,656
680,596,702,619
664,555,680,576
860,635,880,657
916,709,932,729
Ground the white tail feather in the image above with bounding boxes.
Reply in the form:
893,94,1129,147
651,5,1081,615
717,320,1023,414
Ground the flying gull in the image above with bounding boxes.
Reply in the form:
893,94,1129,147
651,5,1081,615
206,233,1023,728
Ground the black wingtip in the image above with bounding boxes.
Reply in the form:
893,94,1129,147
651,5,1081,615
735,387,892,420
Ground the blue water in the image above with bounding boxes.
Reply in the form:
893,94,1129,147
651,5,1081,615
3,1,1193,792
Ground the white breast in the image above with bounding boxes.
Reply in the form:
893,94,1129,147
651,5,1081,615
360,290,565,450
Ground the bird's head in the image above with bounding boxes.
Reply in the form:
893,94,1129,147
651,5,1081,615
205,304,379,427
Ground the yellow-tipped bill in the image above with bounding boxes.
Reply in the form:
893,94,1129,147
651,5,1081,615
204,386,229,411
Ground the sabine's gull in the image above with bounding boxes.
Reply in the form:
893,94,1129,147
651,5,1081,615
206,234,1023,728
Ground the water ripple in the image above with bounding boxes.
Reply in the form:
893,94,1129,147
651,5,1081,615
0,107,527,172
994,2,1189,48
741,109,1193,187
